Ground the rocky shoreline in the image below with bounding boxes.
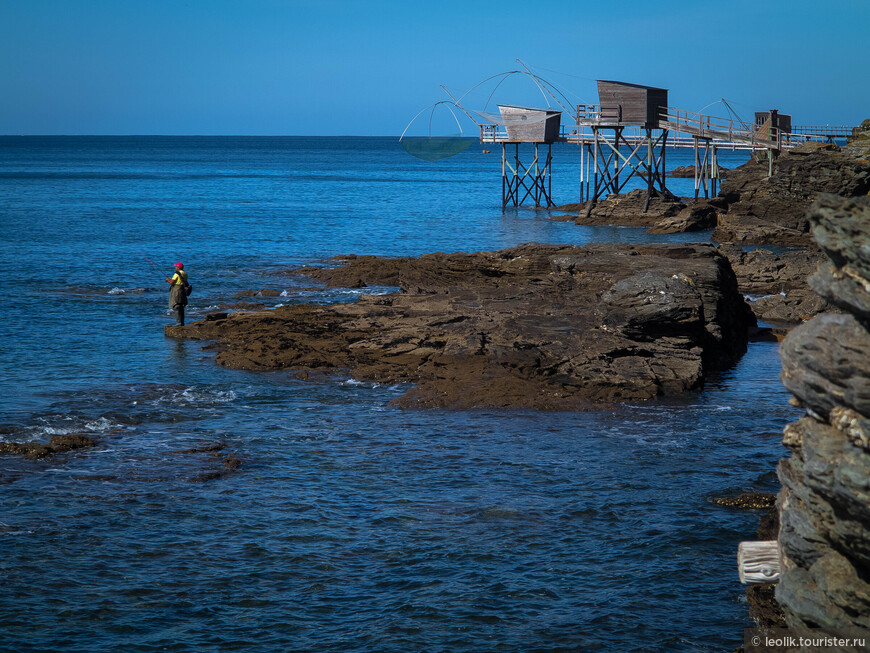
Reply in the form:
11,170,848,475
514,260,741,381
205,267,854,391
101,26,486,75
553,129,870,327
555,138,870,247
168,243,754,410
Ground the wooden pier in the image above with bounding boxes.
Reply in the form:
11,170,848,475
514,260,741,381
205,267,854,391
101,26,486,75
477,79,851,208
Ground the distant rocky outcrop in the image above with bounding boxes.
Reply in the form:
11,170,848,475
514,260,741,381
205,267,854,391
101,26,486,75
713,136,870,246
555,191,724,234
776,194,870,635
647,199,722,234
668,164,729,178
168,243,755,410
553,123,870,246
554,189,687,227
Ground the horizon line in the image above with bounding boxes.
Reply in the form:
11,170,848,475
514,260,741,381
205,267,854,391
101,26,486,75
0,133,408,138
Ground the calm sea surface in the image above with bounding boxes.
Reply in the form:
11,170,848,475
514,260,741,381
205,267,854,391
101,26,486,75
0,137,796,652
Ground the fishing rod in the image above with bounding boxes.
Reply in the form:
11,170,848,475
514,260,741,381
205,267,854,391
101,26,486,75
137,250,172,282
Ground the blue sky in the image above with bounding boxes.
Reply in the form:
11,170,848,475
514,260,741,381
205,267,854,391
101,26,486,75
1,0,868,135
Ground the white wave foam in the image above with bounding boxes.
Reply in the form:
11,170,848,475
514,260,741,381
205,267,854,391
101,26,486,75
33,415,124,438
156,387,237,406
84,417,120,431
107,287,146,295
744,293,779,303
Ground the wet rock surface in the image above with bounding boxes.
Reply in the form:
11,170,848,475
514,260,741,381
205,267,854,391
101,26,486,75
712,492,777,509
173,441,245,482
169,243,754,410
776,194,870,636
0,433,95,459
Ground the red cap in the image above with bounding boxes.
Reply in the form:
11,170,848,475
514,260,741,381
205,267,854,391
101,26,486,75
175,262,183,268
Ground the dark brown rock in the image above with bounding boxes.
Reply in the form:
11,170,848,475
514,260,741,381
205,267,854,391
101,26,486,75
175,442,226,454
224,454,243,470
716,245,834,324
231,289,281,298
807,194,870,325
712,492,777,509
555,189,687,227
171,243,754,410
717,246,826,296
713,145,870,246
749,290,833,325
298,256,405,289
216,302,267,310
774,171,870,636
0,433,96,459
648,199,721,234
668,164,729,178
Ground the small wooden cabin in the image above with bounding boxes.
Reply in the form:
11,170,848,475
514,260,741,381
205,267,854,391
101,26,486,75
498,105,562,142
596,80,668,128
755,110,792,135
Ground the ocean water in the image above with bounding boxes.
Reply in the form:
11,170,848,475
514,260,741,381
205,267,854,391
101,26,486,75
0,136,797,652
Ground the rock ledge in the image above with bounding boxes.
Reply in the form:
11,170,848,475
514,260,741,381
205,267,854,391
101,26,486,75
171,243,754,410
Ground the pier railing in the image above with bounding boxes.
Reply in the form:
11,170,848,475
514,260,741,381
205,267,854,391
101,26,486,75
480,107,844,151
790,125,852,138
659,106,787,149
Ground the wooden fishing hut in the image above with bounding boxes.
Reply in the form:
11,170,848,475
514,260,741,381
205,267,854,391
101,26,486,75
499,105,562,142
596,80,668,128
577,80,674,215
755,110,792,139
493,104,564,208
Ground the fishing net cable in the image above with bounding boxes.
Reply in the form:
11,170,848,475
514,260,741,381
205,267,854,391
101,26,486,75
398,64,583,161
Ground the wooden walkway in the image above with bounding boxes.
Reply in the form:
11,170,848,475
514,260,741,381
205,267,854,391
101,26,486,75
480,105,849,151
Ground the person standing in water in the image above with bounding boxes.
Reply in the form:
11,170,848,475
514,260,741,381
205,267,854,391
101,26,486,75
166,262,189,326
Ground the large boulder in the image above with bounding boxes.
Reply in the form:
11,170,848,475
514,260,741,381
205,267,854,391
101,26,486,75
776,193,870,636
